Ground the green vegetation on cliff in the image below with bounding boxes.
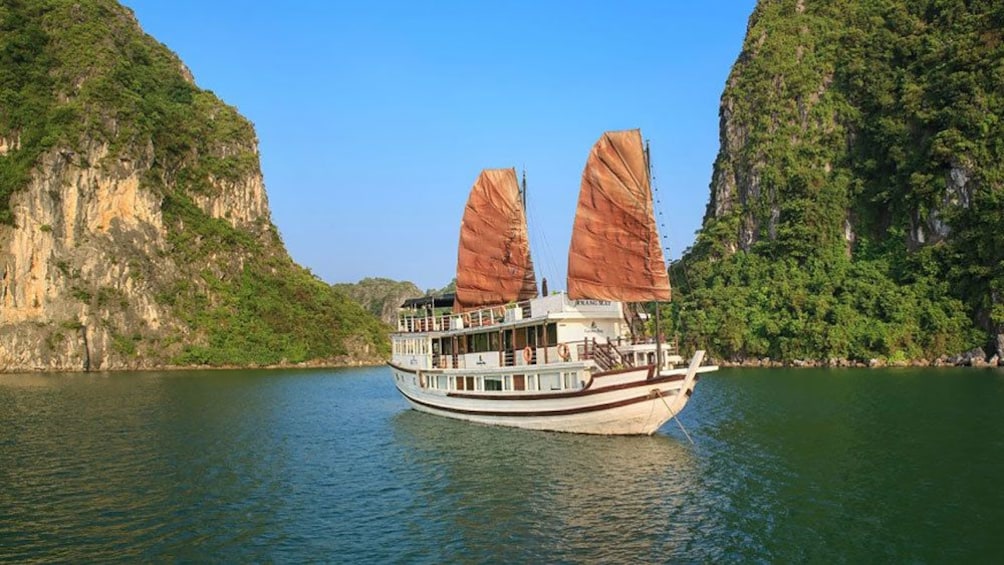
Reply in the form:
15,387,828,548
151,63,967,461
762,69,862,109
1,0,258,221
160,194,388,365
675,0,1003,362
0,0,388,366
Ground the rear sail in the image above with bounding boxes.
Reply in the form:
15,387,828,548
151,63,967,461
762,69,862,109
567,130,671,302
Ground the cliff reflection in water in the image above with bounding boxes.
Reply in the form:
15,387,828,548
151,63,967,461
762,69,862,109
391,410,704,561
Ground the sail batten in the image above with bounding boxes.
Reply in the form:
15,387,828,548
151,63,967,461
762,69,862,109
454,168,538,311
567,130,671,302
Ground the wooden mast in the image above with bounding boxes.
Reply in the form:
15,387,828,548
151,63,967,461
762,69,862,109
646,138,663,374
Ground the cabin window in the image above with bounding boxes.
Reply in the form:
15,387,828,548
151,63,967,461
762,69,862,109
437,375,447,389
489,332,500,351
484,377,502,391
513,328,527,350
546,323,557,346
540,373,561,390
513,374,526,391
471,333,490,353
563,372,578,390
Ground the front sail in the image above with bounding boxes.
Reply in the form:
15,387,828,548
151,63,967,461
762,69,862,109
454,168,538,311
567,129,671,301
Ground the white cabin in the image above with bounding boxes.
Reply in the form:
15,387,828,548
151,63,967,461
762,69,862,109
391,292,682,394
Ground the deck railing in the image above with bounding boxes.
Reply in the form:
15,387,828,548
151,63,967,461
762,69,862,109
397,313,453,333
396,299,534,333
611,335,680,354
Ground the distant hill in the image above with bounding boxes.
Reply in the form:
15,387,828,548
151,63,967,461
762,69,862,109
334,278,423,325
0,0,388,370
673,0,1003,363
335,278,455,325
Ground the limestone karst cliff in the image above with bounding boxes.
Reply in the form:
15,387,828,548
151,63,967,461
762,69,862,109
0,0,388,370
673,0,1003,363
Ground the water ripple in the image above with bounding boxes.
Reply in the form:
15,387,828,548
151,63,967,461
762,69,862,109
2,367,1004,562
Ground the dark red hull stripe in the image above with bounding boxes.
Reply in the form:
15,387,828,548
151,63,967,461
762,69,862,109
388,362,418,374
395,386,666,418
387,362,687,401
447,373,685,400
592,364,657,378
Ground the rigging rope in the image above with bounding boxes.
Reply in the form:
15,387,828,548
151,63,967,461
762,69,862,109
650,149,697,296
524,177,562,294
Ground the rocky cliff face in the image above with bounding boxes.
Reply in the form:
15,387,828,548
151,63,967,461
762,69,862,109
0,138,272,370
691,0,1003,353
0,0,387,371
672,0,1003,362
2,141,170,370
702,0,999,251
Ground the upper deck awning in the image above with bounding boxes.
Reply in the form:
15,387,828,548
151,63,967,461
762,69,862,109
400,294,455,310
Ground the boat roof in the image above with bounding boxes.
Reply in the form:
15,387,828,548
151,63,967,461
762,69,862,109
400,294,455,309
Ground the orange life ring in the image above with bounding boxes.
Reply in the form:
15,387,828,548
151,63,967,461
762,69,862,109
557,343,570,361
522,346,533,363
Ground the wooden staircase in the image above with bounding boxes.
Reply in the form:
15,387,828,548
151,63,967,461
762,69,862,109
579,338,634,372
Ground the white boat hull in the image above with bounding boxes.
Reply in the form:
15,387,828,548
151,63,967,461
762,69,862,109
390,352,714,435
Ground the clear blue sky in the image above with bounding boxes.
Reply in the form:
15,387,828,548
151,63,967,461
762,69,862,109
120,0,755,292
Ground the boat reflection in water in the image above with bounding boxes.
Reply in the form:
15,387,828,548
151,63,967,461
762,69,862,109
390,409,709,561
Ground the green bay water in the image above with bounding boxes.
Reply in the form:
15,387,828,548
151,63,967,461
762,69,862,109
2,366,1003,562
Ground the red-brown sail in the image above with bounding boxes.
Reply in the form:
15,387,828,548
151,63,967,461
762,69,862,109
567,130,671,301
454,168,538,311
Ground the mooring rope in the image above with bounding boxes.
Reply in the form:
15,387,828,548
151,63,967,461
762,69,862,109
657,389,694,445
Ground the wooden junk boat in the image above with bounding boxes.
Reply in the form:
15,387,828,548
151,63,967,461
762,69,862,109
389,130,717,435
